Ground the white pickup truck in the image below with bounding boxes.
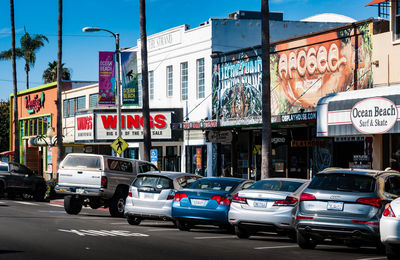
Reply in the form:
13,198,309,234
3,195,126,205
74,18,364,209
55,153,158,217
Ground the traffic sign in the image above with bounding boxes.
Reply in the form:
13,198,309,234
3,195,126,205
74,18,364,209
111,136,128,155
150,149,158,164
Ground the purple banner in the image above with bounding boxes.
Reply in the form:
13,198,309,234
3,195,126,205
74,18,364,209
99,51,116,106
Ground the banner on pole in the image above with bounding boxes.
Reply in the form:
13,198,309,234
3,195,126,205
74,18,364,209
121,51,139,106
99,51,116,106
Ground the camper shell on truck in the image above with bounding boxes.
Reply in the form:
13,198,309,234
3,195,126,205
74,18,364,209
55,153,158,217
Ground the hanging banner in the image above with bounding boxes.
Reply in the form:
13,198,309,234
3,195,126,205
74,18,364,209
99,51,116,106
121,52,139,106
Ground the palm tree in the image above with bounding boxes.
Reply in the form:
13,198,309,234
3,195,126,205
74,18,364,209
261,0,272,179
10,0,19,163
42,60,71,83
56,0,63,170
140,0,151,162
0,30,48,89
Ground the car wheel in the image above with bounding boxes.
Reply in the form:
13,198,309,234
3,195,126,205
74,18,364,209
287,231,297,242
386,244,400,259
127,216,141,225
109,189,128,218
297,231,317,249
33,186,46,202
7,191,16,200
235,225,250,239
64,195,82,215
0,184,4,199
176,220,192,231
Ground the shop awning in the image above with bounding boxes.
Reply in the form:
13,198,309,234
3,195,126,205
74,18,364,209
365,0,388,7
0,151,14,156
317,85,400,137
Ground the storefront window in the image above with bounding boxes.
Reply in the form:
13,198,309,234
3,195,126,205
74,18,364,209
20,115,51,137
391,134,400,171
164,146,180,172
186,145,207,176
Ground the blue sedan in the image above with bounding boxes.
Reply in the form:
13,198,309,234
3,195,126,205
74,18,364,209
171,177,254,231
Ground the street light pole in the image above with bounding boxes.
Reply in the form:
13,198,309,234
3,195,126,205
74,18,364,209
82,27,123,157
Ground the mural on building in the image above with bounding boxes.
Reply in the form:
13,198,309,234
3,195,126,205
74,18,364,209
212,22,373,120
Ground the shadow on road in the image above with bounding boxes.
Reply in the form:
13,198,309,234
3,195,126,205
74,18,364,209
0,250,23,255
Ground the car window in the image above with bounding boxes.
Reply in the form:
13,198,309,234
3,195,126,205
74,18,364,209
248,180,303,192
63,155,101,169
189,179,240,192
107,159,133,173
0,164,8,171
133,176,173,190
242,182,254,190
384,176,400,196
177,176,200,188
138,163,158,173
308,173,375,192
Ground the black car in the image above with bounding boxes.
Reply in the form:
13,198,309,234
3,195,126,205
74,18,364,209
0,162,47,201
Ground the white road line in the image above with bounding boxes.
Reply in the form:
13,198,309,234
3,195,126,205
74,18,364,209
49,204,64,208
254,245,298,250
110,222,128,225
355,257,386,260
0,201,5,204
147,228,178,232
14,201,38,206
193,235,236,240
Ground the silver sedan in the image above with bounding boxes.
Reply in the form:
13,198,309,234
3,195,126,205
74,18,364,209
228,178,309,239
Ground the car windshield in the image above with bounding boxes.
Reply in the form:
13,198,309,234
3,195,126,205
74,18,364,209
188,179,240,192
308,173,376,192
0,164,8,171
62,155,101,169
133,176,173,190
248,180,304,192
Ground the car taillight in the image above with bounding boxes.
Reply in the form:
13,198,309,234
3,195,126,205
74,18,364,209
128,192,133,197
273,196,298,206
296,215,314,220
352,220,379,225
173,192,187,202
356,197,382,208
232,193,247,204
300,193,316,201
101,176,108,188
56,172,59,184
383,204,396,217
211,195,231,206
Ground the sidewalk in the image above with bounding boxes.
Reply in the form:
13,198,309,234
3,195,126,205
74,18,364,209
49,199,108,211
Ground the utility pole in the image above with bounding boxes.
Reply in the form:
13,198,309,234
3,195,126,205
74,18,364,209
261,0,272,179
56,0,63,169
139,0,151,162
10,0,19,163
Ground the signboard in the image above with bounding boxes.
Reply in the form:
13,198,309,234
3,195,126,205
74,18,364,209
150,149,158,165
111,136,128,155
350,97,397,134
195,148,202,169
207,131,232,144
95,112,171,140
121,52,139,106
281,112,316,123
75,114,94,141
99,51,116,106
25,92,45,114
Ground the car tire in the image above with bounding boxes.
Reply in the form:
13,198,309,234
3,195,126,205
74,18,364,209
297,231,317,249
0,183,4,199
33,186,46,202
287,231,297,242
109,189,128,218
127,216,141,225
64,195,82,215
176,220,192,231
235,225,250,239
386,244,400,260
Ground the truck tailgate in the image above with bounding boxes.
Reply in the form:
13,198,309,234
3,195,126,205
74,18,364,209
58,169,102,188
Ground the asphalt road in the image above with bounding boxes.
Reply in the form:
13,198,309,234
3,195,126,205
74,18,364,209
0,199,387,260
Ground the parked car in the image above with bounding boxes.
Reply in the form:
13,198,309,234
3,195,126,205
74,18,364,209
229,178,309,240
295,168,400,251
55,153,158,217
171,177,254,231
124,171,201,225
0,161,47,201
380,197,400,259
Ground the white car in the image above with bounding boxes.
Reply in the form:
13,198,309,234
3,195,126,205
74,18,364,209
124,171,200,225
229,178,309,239
380,198,400,260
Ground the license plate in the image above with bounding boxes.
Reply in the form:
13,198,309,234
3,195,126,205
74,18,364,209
191,199,206,206
76,188,85,194
253,200,267,208
143,193,154,199
59,189,67,193
327,201,344,211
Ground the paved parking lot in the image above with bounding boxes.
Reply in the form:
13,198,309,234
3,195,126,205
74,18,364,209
0,200,387,260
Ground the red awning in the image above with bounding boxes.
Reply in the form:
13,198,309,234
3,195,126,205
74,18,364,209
365,0,388,7
0,151,14,156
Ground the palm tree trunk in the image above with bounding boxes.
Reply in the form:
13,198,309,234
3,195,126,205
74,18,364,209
56,0,63,170
10,0,19,163
139,0,151,162
25,62,29,89
261,0,272,179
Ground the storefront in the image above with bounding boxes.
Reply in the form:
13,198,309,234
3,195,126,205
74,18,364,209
74,108,183,171
10,82,72,179
317,85,400,170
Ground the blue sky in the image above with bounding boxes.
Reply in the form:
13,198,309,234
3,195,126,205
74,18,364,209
0,0,377,100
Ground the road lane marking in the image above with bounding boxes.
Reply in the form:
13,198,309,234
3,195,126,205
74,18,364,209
254,245,298,250
58,229,149,237
14,201,38,206
193,235,236,240
49,204,64,208
355,257,386,260
147,228,179,232
111,222,128,225
0,201,5,204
